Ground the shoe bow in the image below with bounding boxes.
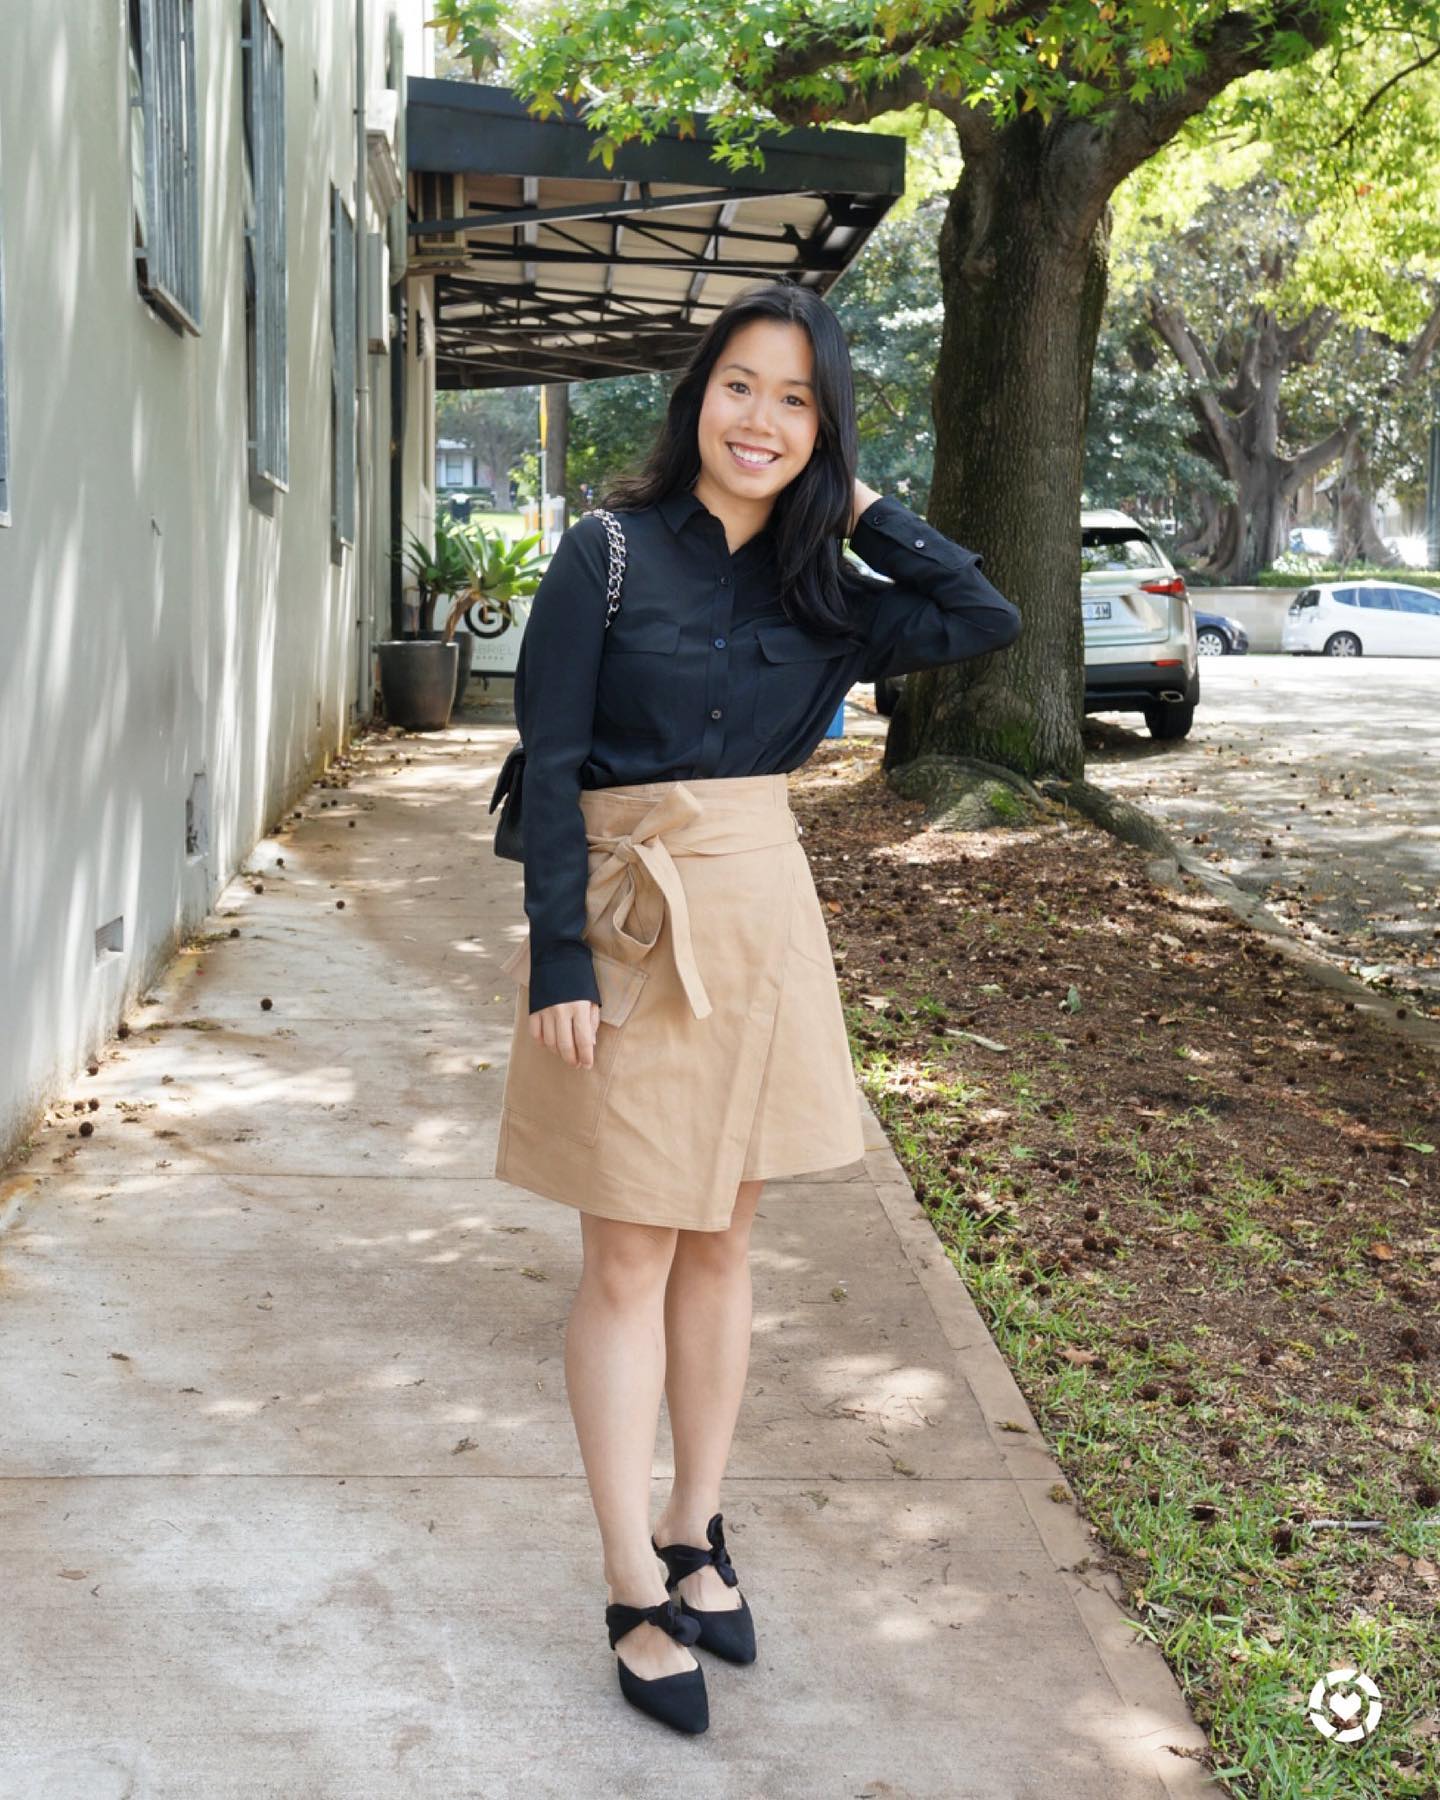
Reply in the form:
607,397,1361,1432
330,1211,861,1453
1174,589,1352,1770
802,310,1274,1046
706,1513,740,1589
649,1595,703,1645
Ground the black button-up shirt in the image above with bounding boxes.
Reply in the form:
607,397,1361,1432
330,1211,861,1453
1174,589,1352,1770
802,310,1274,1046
509,490,1022,1012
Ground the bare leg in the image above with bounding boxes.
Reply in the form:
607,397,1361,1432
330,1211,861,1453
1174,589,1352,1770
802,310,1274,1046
567,1212,695,1678
651,1178,764,1611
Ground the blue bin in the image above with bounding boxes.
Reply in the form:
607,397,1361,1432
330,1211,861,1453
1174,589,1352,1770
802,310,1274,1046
823,696,847,739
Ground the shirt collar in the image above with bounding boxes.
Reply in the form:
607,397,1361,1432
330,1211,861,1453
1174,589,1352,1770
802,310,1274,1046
657,485,709,536
657,485,775,560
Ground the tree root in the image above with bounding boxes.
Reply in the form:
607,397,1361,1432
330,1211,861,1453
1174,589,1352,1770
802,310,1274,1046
1035,775,1182,861
887,755,1186,871
888,754,1048,831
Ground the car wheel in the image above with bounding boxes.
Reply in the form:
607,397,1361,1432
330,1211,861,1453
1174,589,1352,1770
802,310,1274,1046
873,674,902,718
1323,632,1363,657
1143,699,1195,741
1196,628,1227,656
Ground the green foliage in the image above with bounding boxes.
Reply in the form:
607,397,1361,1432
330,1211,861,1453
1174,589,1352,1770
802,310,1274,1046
1250,564,1440,587
388,512,547,636
1111,170,1435,526
1282,328,1433,506
826,189,953,505
567,370,677,504
390,515,475,616
428,0,1440,170
1083,291,1229,514
436,386,536,505
1113,36,1440,340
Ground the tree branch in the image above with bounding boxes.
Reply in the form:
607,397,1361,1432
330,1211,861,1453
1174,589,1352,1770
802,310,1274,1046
1329,42,1440,151
1284,415,1359,491
1146,294,1243,483
765,3,1047,88
765,66,942,129
857,366,906,423
1099,5,1335,190
1405,289,1440,381
1278,307,1336,367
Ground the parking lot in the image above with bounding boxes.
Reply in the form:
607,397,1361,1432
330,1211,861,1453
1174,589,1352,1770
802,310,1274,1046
1083,653,1440,1013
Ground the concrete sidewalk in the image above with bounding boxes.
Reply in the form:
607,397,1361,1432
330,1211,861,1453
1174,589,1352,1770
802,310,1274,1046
0,707,1217,1800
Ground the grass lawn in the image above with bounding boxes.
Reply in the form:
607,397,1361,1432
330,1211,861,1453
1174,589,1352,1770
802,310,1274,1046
789,734,1440,1800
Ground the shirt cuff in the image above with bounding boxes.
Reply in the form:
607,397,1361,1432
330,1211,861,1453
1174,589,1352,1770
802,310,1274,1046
851,498,982,582
527,943,602,1015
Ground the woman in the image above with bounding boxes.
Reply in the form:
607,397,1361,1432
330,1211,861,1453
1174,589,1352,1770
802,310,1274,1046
490,280,1022,1734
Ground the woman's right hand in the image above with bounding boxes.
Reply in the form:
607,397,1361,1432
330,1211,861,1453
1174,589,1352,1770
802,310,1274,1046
528,999,601,1068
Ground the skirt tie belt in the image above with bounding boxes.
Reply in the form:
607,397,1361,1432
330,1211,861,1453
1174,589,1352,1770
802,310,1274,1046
579,782,798,1022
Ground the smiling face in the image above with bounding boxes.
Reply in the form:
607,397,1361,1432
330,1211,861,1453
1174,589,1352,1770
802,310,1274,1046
693,317,820,517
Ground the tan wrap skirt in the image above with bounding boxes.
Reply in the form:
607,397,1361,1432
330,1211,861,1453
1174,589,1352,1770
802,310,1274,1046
491,773,867,1230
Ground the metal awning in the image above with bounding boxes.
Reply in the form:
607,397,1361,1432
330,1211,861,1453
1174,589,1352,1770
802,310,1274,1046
404,78,906,391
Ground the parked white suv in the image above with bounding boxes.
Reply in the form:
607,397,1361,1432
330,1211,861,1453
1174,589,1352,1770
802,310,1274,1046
1281,580,1440,656
1081,510,1199,739
866,509,1200,741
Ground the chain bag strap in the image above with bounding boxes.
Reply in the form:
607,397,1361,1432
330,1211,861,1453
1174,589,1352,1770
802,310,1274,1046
489,509,627,863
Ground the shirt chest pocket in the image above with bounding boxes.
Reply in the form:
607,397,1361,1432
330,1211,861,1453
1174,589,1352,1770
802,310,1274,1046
752,622,854,740
595,616,682,740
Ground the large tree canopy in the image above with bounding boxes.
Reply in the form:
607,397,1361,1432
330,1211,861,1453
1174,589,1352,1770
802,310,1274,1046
1106,38,1440,576
431,0,1440,787
431,0,1437,166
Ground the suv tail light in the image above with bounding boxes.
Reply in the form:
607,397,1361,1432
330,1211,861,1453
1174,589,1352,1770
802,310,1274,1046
1139,576,1187,597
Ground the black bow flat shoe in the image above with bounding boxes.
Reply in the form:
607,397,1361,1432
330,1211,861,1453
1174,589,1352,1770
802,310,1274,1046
650,1512,757,1665
604,1594,709,1734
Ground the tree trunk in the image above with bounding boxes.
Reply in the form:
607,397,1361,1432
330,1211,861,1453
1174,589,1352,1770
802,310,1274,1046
542,381,570,527
1174,489,1224,564
889,122,1109,784
1334,432,1400,567
1147,298,1353,584
1225,453,1296,585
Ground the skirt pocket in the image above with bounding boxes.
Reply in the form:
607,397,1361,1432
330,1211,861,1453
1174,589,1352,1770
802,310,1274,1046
499,942,648,1145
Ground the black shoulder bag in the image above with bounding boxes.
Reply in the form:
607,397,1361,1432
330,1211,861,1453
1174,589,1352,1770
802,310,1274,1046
488,509,629,862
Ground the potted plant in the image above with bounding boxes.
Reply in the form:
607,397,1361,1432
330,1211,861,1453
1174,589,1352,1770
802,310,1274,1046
455,519,547,649
377,516,548,729
376,515,479,729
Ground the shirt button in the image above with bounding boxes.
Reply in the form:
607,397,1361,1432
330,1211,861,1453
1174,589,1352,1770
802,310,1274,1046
713,636,726,648
710,708,722,720
719,575,730,586
914,537,926,547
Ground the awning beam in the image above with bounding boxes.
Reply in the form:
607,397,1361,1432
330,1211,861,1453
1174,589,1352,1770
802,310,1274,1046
404,78,906,390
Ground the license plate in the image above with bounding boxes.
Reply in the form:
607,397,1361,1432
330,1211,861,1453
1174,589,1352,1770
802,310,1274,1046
1082,600,1112,621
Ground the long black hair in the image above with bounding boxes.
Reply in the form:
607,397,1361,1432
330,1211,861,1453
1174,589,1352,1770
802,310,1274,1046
597,279,863,638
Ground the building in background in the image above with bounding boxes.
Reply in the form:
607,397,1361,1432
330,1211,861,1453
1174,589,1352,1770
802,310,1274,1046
0,0,441,1157
435,438,480,489
0,9,903,1157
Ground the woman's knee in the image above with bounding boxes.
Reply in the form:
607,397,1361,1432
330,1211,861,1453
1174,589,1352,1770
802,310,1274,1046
579,1214,678,1304
675,1185,762,1269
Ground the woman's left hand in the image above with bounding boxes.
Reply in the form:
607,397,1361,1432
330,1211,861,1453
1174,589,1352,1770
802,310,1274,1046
849,478,882,536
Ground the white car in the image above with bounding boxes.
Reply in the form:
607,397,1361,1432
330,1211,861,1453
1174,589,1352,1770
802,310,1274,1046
1281,580,1440,656
1081,510,1199,739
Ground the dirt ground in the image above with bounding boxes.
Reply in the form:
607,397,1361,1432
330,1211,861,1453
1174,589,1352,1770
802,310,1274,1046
787,729,1440,1794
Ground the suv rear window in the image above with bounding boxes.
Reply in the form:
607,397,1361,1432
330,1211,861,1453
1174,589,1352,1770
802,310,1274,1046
1081,528,1166,574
